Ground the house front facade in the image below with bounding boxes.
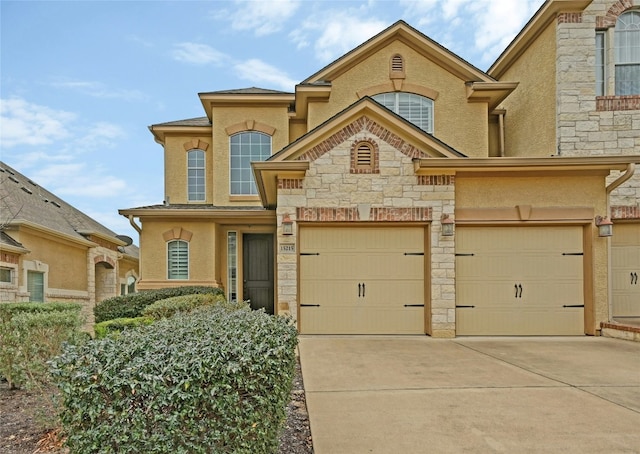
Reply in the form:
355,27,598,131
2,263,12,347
1,162,139,325
121,0,640,338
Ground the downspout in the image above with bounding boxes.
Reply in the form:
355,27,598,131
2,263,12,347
128,215,142,234
605,163,636,323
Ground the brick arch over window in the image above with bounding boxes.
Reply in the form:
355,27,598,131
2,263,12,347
225,121,276,136
182,139,209,152
596,0,636,28
162,227,193,242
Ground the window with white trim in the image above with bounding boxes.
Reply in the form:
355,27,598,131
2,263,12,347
187,149,205,201
230,132,271,195
372,92,434,133
615,11,640,95
0,267,12,284
168,240,189,279
227,231,237,302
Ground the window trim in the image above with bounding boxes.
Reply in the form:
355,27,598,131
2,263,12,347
167,240,189,280
229,131,272,196
187,149,206,202
614,10,640,96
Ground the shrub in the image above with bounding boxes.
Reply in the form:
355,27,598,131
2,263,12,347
141,293,233,319
51,306,298,454
0,302,85,389
93,286,224,323
94,316,155,339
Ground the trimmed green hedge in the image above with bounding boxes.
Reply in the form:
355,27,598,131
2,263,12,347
141,293,233,319
94,316,155,339
0,302,84,389
51,306,298,453
93,286,224,323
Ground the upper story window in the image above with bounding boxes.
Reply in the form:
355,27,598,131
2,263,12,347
187,149,205,201
230,132,271,195
614,11,640,95
372,92,434,134
168,240,189,280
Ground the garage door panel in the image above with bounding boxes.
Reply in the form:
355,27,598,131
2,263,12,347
612,224,640,317
300,227,425,335
456,226,584,336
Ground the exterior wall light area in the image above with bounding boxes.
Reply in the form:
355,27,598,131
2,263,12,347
595,215,613,237
441,214,454,236
282,214,294,235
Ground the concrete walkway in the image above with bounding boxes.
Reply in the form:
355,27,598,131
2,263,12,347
299,336,640,454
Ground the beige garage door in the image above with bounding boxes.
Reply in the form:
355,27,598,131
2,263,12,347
612,223,640,318
456,226,584,335
299,226,425,334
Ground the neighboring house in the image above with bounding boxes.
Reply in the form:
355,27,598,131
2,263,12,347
120,0,640,337
1,161,139,324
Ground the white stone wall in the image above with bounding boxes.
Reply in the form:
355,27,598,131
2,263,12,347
556,0,640,210
275,125,456,337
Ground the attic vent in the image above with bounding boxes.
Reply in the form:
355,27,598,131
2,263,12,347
350,140,379,174
0,168,5,173
5,169,15,176
356,143,372,168
21,186,33,194
27,179,37,186
390,54,405,79
51,201,61,208
8,176,19,183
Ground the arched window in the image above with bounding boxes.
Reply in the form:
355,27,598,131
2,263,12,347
167,240,189,280
230,132,271,195
187,149,205,201
615,11,640,95
372,92,434,133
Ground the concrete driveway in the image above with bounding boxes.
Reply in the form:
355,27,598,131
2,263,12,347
299,336,640,454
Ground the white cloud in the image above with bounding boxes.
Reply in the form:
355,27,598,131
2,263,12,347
171,42,228,65
226,0,301,36
50,79,147,101
233,59,297,91
30,163,128,198
293,12,389,63
0,98,74,148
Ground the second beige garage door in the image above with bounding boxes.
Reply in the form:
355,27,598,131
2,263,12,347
456,226,584,335
299,226,425,334
612,223,640,319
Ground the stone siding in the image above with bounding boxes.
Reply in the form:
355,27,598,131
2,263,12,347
556,0,640,215
276,119,455,337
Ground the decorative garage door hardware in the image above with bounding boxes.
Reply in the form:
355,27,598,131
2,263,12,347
631,272,639,285
300,252,320,256
358,283,366,297
563,304,585,308
456,305,476,308
514,284,523,298
300,304,321,307
404,304,425,307
455,253,475,256
562,252,584,256
403,252,424,256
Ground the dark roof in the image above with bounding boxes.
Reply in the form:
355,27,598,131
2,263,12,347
198,87,293,95
0,231,26,250
0,161,138,252
150,117,211,128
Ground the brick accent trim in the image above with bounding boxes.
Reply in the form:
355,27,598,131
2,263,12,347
278,178,303,189
596,95,640,111
596,0,635,29
296,206,432,222
417,175,455,185
557,12,583,23
0,252,19,264
297,116,430,162
601,321,640,334
94,255,116,269
611,205,640,220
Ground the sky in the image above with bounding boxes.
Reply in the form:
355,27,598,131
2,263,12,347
1,0,546,243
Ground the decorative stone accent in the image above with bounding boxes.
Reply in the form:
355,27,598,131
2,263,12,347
417,175,455,185
297,116,430,162
297,207,359,221
558,12,583,23
596,95,640,111
611,205,640,219
278,178,303,189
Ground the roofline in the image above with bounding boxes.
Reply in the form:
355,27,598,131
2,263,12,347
119,207,277,220
253,161,311,209
488,0,593,78
198,92,295,121
5,220,97,248
0,242,30,255
148,124,212,146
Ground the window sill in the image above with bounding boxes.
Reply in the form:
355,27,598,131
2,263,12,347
229,195,261,202
596,95,640,111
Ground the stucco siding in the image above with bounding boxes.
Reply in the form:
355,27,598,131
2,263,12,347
500,21,557,157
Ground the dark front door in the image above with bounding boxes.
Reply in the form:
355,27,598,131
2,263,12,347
243,234,274,315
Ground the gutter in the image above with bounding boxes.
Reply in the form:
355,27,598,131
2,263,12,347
128,215,142,234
